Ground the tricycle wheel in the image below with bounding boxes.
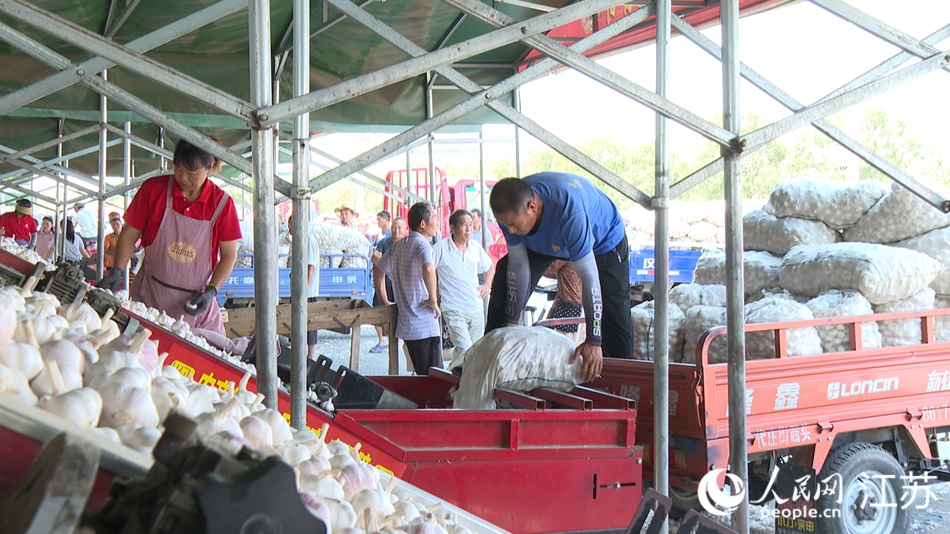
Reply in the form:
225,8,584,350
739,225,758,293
815,443,910,534
668,485,700,520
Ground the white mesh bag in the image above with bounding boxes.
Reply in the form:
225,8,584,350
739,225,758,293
744,297,823,360
451,327,582,410
873,288,935,347
744,210,840,256
844,181,950,244
805,290,881,353
631,301,686,362
684,305,728,364
895,226,950,296
778,243,944,304
694,249,781,298
763,178,888,230
936,296,950,342
670,284,727,312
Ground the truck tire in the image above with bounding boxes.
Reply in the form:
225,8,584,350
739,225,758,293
815,443,910,534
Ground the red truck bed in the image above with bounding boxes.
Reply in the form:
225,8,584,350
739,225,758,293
592,310,950,486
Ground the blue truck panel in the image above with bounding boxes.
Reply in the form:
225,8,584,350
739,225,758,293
628,248,703,285
219,253,373,305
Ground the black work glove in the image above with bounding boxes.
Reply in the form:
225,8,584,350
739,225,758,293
97,267,123,291
184,285,217,315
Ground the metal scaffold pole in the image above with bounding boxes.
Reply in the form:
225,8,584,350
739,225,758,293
289,0,311,429
722,0,748,532
653,1,671,533
97,69,107,279
250,0,278,409
123,120,131,289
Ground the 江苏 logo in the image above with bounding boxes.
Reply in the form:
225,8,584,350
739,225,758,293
697,468,745,516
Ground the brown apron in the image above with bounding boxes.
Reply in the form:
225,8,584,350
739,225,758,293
131,176,229,335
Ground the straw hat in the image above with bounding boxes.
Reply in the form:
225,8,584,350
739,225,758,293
334,204,359,218
14,199,32,216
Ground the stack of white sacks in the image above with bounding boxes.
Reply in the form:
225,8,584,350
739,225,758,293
237,220,372,269
630,178,950,362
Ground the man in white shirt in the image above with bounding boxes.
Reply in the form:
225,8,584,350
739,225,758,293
432,209,494,358
289,214,321,360
72,203,99,246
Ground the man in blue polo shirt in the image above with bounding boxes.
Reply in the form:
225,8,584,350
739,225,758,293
486,173,634,381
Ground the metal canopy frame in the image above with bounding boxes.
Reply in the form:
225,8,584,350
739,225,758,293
0,1,947,530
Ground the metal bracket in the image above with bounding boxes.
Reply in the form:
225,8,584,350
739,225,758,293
906,408,923,421
292,186,312,199
817,419,834,434
650,196,668,210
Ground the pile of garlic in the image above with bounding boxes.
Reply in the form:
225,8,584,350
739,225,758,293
114,290,256,374
0,237,53,270
0,283,480,532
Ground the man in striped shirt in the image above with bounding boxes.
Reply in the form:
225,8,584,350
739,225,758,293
373,203,443,375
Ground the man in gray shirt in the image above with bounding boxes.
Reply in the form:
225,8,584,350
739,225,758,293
373,203,442,375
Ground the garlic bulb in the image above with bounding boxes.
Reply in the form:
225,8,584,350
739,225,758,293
117,425,162,454
40,339,85,375
90,366,153,392
352,488,396,518
0,305,18,348
0,321,43,380
46,314,69,333
195,396,244,439
301,493,333,525
393,501,421,524
327,439,351,456
0,286,25,313
279,442,311,467
17,314,55,345
58,303,102,332
38,387,102,427
404,514,449,534
339,462,379,500
239,415,274,450
98,382,159,429
253,408,293,444
0,363,38,406
184,383,217,417
297,456,332,479
30,360,70,397
316,497,358,532
151,376,190,423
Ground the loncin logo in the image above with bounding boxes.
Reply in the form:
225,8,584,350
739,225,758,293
697,469,745,516
827,377,898,400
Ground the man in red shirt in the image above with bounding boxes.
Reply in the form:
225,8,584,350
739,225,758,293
97,140,241,336
0,199,38,248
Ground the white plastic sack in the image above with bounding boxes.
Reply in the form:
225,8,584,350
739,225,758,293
805,290,881,353
873,288,935,347
744,297,823,360
895,226,950,296
670,284,727,312
743,210,840,256
684,305,728,364
631,301,686,362
844,181,950,244
694,249,782,298
935,296,950,342
764,178,888,230
779,243,944,304
451,327,582,410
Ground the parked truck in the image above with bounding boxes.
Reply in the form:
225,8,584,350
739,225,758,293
590,309,950,533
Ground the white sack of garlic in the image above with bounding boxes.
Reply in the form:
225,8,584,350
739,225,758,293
38,387,102,427
98,381,160,429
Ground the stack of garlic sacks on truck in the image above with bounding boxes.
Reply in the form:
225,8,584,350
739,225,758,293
630,177,950,363
0,241,471,533
237,219,372,269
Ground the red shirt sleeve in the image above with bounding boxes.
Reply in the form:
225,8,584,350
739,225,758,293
123,177,166,247
213,196,242,243
0,213,13,235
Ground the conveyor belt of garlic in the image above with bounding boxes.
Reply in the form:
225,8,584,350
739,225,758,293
0,280,471,533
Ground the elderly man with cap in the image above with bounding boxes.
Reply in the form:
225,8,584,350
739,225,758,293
335,205,358,228
0,199,38,248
